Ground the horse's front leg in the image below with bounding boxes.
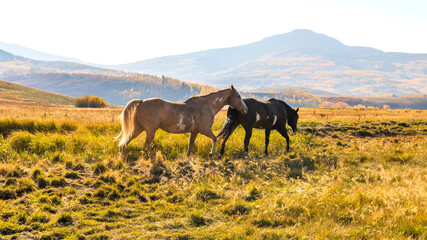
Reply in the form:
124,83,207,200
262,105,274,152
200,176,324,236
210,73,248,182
187,132,198,157
200,129,217,158
278,126,290,152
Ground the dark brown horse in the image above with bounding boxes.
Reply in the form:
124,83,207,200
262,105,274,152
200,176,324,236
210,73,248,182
217,98,299,158
115,86,248,161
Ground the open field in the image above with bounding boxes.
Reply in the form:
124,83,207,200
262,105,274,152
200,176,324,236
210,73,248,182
0,105,426,239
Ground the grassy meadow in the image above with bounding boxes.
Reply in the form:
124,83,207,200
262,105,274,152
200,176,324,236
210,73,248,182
0,105,426,239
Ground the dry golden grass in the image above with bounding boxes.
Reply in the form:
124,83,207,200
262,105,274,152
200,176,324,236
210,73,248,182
1,104,425,123
0,104,426,239
0,104,122,123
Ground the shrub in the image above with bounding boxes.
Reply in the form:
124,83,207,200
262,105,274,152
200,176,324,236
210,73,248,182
75,95,107,108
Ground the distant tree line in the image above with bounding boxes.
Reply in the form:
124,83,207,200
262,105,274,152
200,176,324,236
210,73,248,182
244,88,323,108
4,72,215,105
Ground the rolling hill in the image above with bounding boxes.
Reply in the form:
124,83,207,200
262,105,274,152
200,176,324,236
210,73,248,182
0,49,214,105
3,72,214,106
0,79,74,106
112,29,427,96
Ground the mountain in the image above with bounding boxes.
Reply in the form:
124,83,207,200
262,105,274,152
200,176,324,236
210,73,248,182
0,49,121,76
0,42,84,63
0,79,74,106
112,29,427,96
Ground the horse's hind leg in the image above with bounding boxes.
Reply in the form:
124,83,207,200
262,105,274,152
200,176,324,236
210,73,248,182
243,127,253,158
219,131,231,157
120,127,143,161
264,129,271,156
219,124,238,157
145,130,156,162
187,132,198,157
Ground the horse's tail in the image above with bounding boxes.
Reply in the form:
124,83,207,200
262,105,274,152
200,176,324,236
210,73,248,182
115,99,141,147
217,107,240,140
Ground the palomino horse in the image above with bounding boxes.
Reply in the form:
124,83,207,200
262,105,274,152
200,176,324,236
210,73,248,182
217,98,299,157
115,86,248,161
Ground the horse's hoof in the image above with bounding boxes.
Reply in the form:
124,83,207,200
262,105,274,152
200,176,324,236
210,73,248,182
209,153,214,158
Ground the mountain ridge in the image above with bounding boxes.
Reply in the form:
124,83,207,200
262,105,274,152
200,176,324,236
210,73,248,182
0,42,84,63
1,29,427,103
110,29,427,96
0,49,122,77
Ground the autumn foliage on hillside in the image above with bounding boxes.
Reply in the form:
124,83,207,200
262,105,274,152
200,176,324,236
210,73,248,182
74,95,107,108
4,73,214,105
244,88,322,108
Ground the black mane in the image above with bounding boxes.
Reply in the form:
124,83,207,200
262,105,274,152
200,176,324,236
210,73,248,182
269,98,298,120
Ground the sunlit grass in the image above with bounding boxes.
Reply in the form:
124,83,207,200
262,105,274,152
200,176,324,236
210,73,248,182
0,107,426,239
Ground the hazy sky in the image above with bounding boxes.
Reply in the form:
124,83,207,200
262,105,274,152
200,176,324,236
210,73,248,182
1,0,426,65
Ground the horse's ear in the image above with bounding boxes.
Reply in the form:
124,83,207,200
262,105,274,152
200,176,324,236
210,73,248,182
295,108,299,113
230,85,235,90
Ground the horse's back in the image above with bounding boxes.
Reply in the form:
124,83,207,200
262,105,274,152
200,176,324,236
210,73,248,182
137,98,198,133
139,98,186,112
238,98,287,129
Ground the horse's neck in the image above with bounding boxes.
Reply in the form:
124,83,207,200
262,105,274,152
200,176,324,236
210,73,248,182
205,90,230,114
283,103,295,120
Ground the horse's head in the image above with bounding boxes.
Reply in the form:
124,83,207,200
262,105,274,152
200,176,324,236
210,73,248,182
288,108,299,133
228,85,248,114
